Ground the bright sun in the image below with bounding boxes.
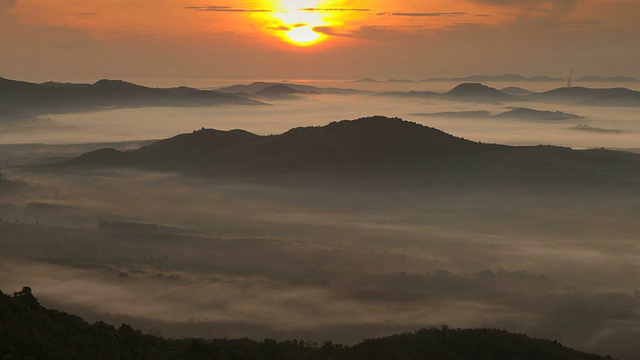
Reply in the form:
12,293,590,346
260,0,330,47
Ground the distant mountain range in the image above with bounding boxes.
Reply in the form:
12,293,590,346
216,81,366,95
377,82,640,107
356,74,639,83
412,107,583,121
376,83,517,102
0,287,612,360
495,107,584,120
0,77,265,121
527,86,640,106
51,116,640,188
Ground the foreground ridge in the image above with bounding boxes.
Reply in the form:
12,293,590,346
0,287,615,360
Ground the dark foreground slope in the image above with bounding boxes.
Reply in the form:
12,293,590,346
0,287,614,360
0,77,264,121
55,116,640,188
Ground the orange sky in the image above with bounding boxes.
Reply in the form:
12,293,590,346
1,0,639,82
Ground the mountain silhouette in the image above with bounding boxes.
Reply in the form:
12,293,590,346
216,81,364,95
494,107,584,120
527,86,640,106
412,107,582,121
411,110,492,119
0,77,265,121
63,116,485,175
445,83,513,101
254,84,305,99
377,83,514,102
500,86,534,96
421,74,563,82
579,75,639,82
358,74,567,83
54,116,640,187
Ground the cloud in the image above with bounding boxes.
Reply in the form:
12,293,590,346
470,0,577,7
0,0,17,17
299,8,371,12
379,12,469,17
313,25,427,41
184,6,272,13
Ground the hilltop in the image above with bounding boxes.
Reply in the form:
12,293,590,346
51,116,640,188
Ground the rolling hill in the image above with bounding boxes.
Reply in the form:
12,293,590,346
376,83,516,102
527,87,640,106
0,77,265,121
216,81,365,95
53,116,640,188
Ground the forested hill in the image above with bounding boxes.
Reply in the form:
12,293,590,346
0,287,615,360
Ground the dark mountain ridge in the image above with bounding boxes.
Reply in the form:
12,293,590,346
495,107,584,120
376,83,515,102
0,77,265,121
527,86,640,106
64,116,486,175
377,83,640,107
0,287,615,360
356,74,566,82
216,81,365,95
53,116,640,188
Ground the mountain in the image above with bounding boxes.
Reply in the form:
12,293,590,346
60,116,486,175
0,287,615,360
494,107,584,120
354,77,379,83
527,86,640,106
445,83,514,101
571,124,628,134
356,74,566,83
376,83,514,102
216,81,365,95
421,74,564,82
579,76,639,82
53,116,640,187
501,86,535,96
412,107,582,121
411,110,492,118
0,77,265,121
254,84,306,99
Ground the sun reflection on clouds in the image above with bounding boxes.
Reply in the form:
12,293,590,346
253,0,332,47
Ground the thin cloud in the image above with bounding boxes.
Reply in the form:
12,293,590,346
378,12,469,17
299,8,371,12
184,6,272,13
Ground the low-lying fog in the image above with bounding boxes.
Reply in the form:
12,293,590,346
1,81,639,150
1,80,640,359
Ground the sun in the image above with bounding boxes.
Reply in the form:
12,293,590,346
257,0,330,47
285,26,323,46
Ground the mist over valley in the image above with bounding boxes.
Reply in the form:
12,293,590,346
1,77,640,359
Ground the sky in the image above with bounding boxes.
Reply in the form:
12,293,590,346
1,0,639,82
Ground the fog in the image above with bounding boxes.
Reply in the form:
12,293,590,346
1,81,639,150
1,81,640,359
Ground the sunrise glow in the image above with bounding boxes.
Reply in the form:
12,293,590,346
256,0,331,47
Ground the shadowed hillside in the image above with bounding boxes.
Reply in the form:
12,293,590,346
53,116,640,187
376,83,515,102
527,87,640,106
0,77,265,121
216,81,365,95
494,107,584,120
0,287,615,360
